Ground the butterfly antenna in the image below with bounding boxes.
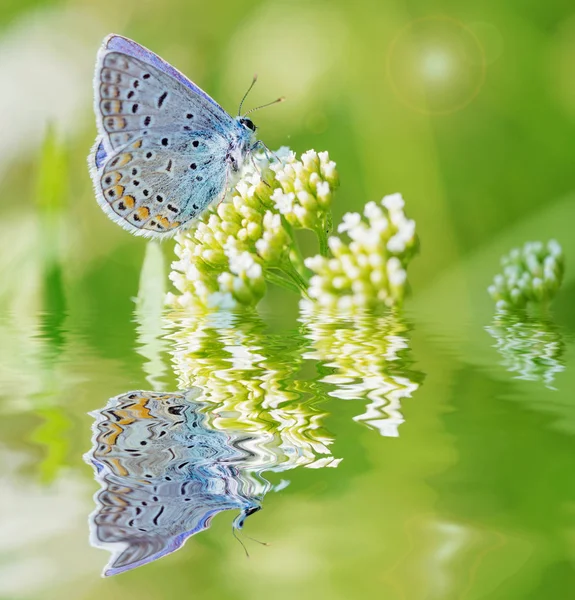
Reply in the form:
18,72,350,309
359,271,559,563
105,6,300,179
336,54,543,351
246,535,271,547
233,527,250,559
238,74,258,117
243,96,286,118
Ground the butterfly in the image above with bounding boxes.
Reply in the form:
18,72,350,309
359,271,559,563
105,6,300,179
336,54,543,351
85,389,265,576
89,34,282,238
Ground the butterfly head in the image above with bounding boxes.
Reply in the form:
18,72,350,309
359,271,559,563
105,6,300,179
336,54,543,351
237,116,258,145
239,117,257,133
233,502,262,530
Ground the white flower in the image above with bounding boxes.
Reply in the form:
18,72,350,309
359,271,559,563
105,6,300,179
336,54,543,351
271,189,295,214
382,192,405,211
338,212,361,234
304,193,418,309
207,291,236,309
488,240,564,309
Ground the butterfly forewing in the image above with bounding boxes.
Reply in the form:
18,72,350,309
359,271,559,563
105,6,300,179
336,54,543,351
96,49,233,150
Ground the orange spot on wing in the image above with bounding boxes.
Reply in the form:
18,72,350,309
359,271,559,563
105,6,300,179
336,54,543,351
99,422,123,450
119,398,153,420
102,100,122,114
107,116,127,131
137,206,150,220
108,457,128,478
122,195,135,209
106,185,125,200
115,153,132,167
101,84,120,99
131,139,143,149
102,171,122,185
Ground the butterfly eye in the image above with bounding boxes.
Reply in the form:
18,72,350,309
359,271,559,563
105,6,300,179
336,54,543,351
240,117,256,132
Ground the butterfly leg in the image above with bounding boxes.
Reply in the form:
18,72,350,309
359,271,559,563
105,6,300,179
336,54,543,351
217,168,230,207
250,152,271,188
251,140,283,166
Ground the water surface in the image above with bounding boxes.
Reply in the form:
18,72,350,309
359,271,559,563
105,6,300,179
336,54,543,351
1,298,573,599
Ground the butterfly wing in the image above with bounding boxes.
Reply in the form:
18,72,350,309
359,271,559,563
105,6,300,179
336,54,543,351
86,390,256,576
104,35,223,110
93,34,234,151
95,129,228,237
89,35,240,238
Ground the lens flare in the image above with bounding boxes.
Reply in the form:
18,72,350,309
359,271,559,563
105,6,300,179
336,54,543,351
387,16,486,115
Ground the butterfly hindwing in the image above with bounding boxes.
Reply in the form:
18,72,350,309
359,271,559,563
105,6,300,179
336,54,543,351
97,130,228,237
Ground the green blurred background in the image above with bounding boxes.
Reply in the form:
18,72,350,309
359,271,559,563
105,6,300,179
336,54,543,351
2,0,575,314
1,0,574,598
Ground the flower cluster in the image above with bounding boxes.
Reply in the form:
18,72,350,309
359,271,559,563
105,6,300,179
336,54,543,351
166,148,337,311
164,312,340,469
300,306,424,437
486,310,564,389
270,150,338,249
488,240,564,310
302,193,418,310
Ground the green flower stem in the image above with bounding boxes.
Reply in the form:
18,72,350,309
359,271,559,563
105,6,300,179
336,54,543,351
265,268,303,294
279,258,311,297
281,217,308,275
316,226,329,258
309,213,332,258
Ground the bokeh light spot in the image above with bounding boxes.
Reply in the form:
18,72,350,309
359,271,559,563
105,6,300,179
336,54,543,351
387,17,486,115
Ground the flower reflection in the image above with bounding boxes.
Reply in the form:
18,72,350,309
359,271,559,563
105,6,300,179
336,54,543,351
165,311,339,469
486,310,565,389
87,389,271,576
87,311,342,575
300,307,424,437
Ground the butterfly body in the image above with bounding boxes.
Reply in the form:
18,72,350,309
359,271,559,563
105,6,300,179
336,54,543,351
89,35,259,238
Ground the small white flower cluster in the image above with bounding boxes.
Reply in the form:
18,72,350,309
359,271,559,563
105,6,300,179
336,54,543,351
270,150,338,231
488,240,564,310
302,193,418,310
486,311,564,389
301,307,422,437
166,148,339,311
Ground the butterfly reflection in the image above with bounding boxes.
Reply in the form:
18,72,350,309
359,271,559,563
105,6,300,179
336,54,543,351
86,388,266,576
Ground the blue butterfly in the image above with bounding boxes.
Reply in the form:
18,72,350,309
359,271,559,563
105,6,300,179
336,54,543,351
85,389,264,576
89,34,282,238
